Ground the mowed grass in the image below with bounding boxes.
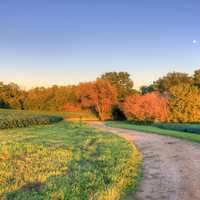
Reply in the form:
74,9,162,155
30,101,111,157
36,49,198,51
106,121,200,143
0,120,142,200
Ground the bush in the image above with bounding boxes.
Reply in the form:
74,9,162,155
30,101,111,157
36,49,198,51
0,109,63,129
122,92,169,122
168,84,200,122
155,123,200,134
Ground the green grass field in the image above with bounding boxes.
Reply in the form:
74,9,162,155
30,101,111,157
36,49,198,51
0,110,142,200
106,121,200,143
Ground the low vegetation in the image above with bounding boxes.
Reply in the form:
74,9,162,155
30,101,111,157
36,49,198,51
64,111,98,121
0,115,142,199
106,121,200,143
0,109,63,129
122,92,169,122
155,123,200,134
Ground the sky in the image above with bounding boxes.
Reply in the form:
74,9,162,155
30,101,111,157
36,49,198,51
0,0,200,89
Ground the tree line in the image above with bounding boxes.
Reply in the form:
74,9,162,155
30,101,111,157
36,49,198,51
1,69,200,122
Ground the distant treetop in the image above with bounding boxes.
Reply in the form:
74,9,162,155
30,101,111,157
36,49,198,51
153,72,193,92
100,71,134,101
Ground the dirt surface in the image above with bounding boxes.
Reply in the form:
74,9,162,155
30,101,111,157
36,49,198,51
88,122,200,200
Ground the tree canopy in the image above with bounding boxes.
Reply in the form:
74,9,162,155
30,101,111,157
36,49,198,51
100,72,134,101
76,79,117,120
153,72,193,92
2,69,200,122
122,92,169,122
169,84,200,122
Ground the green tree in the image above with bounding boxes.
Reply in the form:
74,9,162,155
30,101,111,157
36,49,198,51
24,85,77,111
153,72,192,92
193,69,200,88
0,82,25,109
140,85,154,94
169,84,200,122
100,72,134,101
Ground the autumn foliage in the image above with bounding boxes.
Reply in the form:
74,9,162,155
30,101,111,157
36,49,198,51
63,103,81,112
76,79,117,120
122,92,169,122
2,69,200,122
169,84,200,122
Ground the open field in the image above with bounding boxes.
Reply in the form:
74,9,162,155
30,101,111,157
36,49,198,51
106,121,200,143
0,110,142,200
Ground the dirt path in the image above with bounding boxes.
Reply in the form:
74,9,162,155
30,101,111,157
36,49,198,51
88,122,200,200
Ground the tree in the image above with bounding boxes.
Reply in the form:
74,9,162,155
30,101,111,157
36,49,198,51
153,72,193,92
63,102,81,112
0,97,9,108
140,85,154,94
169,84,200,122
122,92,169,122
100,72,134,101
24,85,77,111
193,69,200,88
0,82,25,109
76,79,117,120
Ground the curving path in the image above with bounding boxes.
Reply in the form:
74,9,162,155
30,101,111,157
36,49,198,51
88,122,200,200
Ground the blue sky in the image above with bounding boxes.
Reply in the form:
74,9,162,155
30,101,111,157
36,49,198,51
0,1,200,89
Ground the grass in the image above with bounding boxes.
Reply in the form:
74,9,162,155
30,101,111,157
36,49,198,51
63,111,98,121
105,121,200,143
24,109,99,121
0,118,142,199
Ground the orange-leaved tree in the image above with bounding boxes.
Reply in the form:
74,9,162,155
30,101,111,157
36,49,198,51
122,92,169,122
76,79,117,120
63,102,81,112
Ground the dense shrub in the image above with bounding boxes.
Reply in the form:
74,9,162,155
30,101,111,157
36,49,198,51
122,92,169,122
169,84,200,122
155,123,200,134
0,110,63,129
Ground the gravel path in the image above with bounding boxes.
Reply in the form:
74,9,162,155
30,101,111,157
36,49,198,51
88,122,200,200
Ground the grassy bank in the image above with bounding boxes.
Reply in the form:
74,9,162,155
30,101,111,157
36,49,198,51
0,120,142,199
105,121,200,143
